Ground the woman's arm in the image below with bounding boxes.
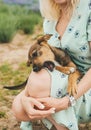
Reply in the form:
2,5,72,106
74,68,91,99
12,89,55,121
38,68,91,111
89,41,91,49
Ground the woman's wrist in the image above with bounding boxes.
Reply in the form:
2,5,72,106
56,96,70,111
56,94,77,112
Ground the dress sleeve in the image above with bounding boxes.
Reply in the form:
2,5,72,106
87,10,91,41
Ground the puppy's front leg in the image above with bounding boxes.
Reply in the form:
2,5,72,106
67,70,81,96
55,66,75,75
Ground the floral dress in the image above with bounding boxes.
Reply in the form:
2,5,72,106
20,0,91,130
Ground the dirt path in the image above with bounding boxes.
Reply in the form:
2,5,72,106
0,33,33,65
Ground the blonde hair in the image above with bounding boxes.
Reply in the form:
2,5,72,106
39,0,79,20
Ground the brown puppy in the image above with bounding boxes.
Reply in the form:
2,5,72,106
4,34,81,96
27,34,81,96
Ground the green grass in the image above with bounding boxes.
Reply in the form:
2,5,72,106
0,2,42,43
0,62,32,97
0,13,17,43
0,62,32,103
0,111,6,118
0,62,32,86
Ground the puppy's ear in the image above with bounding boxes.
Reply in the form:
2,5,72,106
37,34,52,44
27,43,41,67
27,50,32,66
27,60,32,67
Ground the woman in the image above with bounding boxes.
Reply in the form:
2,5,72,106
12,0,91,130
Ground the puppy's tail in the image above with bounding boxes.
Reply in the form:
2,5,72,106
3,79,27,90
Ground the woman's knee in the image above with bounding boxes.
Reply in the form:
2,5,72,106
12,69,50,120
27,69,51,87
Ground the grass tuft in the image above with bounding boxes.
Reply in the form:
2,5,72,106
0,62,32,86
0,111,6,118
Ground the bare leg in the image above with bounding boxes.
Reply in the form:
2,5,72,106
12,90,30,121
12,69,51,121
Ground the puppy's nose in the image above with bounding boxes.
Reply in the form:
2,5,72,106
33,65,40,72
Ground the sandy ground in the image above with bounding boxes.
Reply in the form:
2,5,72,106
0,30,91,130
0,33,34,65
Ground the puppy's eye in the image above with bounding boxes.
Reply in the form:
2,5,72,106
32,51,37,57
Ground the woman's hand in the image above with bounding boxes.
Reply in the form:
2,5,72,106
12,90,55,121
37,96,70,112
21,94,55,120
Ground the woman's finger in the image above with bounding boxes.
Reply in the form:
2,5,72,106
28,115,47,120
28,107,55,117
30,97,45,109
28,108,55,120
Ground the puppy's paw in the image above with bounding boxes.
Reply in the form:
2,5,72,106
67,82,77,96
66,67,75,75
70,67,76,73
66,71,71,75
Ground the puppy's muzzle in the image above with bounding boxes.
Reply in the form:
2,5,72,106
33,64,42,72
43,61,55,72
27,60,42,72
33,61,55,72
